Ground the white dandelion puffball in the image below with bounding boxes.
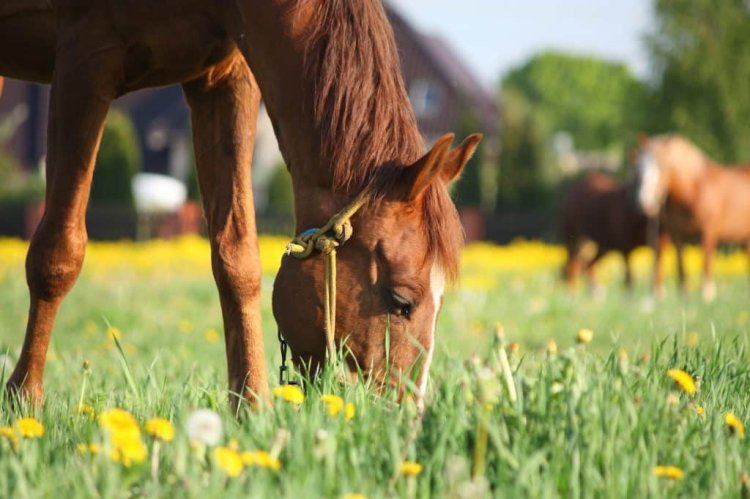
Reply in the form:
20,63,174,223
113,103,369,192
186,409,223,446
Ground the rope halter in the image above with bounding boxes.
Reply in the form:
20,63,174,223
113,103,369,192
284,192,370,364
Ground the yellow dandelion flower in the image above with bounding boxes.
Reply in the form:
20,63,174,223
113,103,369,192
109,437,148,466
690,403,705,417
321,394,344,417
15,417,44,438
99,408,145,464
546,339,558,355
99,408,139,434
77,443,100,455
617,349,629,363
214,446,244,477
724,412,745,439
506,342,520,355
576,328,593,345
654,465,684,480
345,402,355,421
343,495,368,499
144,418,175,442
737,311,748,326
84,320,97,336
666,369,697,395
107,326,122,341
0,426,18,447
686,332,699,347
241,450,282,471
273,385,305,405
76,404,95,418
400,461,423,477
178,320,193,334
469,320,483,335
204,329,221,343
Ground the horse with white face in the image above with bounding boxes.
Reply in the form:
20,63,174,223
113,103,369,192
634,134,750,301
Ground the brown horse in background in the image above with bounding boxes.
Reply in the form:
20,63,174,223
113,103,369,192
0,0,480,407
636,134,750,301
560,173,657,293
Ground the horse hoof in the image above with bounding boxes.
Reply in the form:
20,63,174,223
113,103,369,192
3,379,43,408
641,296,656,313
702,282,717,303
589,285,605,302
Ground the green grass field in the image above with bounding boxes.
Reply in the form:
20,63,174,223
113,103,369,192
0,237,748,498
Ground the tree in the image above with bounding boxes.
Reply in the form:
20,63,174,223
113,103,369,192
502,51,647,152
496,51,648,210
452,107,483,208
496,88,551,209
90,110,141,207
647,0,750,162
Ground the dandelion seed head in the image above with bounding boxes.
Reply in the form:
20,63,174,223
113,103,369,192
186,409,223,446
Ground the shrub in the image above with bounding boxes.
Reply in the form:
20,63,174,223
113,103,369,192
90,110,141,207
265,162,294,218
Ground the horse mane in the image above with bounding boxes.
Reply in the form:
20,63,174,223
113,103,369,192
651,134,708,177
296,0,462,279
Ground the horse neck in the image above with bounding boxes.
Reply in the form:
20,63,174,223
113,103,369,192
232,2,323,188
227,2,355,230
663,151,706,205
233,1,421,229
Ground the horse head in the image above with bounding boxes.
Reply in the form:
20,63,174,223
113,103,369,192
634,134,710,217
272,133,481,398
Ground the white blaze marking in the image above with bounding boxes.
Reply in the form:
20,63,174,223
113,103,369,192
637,151,663,217
417,264,445,398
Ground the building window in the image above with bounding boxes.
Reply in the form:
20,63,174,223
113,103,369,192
409,79,442,118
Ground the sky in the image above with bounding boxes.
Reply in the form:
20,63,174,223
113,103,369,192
389,0,655,87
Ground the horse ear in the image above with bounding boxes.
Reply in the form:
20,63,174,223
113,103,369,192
637,132,649,147
406,133,483,199
407,133,454,199
441,133,483,184
627,147,638,166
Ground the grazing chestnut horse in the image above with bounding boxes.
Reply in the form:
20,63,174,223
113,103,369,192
0,0,480,406
560,173,654,292
635,134,750,301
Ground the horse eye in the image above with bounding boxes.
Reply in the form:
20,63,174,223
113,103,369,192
387,290,413,318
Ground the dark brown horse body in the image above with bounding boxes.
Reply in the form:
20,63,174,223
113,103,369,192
636,134,750,301
0,0,479,406
560,174,652,291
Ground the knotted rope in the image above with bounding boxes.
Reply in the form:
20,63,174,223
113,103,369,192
284,192,369,363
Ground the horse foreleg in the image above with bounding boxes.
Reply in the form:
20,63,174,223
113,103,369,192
585,248,606,299
651,232,669,299
562,240,581,290
182,54,269,411
674,238,688,297
623,251,634,293
701,235,717,302
6,42,121,403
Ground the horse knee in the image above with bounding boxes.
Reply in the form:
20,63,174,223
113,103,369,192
25,224,86,301
211,237,261,299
